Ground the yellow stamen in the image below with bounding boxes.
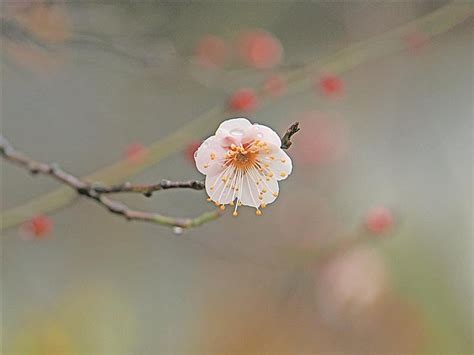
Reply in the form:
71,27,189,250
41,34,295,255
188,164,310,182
232,211,238,217
210,152,216,160
219,205,225,210
255,209,262,216
280,172,286,177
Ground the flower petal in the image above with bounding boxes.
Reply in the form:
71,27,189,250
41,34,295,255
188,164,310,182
239,167,279,207
194,135,227,175
252,124,282,147
246,167,279,205
215,117,253,145
260,144,292,181
205,168,236,205
239,171,262,208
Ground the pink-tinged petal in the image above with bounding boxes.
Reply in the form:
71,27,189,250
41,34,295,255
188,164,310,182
194,135,226,175
252,124,282,147
216,117,254,146
216,117,252,136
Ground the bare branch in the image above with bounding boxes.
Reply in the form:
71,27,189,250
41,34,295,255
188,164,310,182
0,136,220,229
90,179,205,197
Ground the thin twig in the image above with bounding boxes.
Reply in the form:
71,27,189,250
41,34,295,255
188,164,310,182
0,136,220,229
280,122,300,149
90,179,205,197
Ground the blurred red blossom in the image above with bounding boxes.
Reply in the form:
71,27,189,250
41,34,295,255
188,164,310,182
228,88,259,112
364,206,394,234
263,74,287,96
184,140,202,163
402,31,430,53
20,215,53,240
124,142,149,164
318,74,345,97
194,34,230,68
236,29,283,70
290,111,349,166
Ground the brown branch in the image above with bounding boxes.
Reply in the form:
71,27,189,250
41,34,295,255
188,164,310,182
0,123,298,229
280,122,300,149
90,179,205,197
0,135,220,229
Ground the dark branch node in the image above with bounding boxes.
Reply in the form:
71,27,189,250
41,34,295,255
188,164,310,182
280,122,300,150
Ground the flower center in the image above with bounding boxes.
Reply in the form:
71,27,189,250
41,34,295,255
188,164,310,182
226,143,259,170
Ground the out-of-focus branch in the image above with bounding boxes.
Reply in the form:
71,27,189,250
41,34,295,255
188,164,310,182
1,2,471,230
0,123,298,229
0,135,220,229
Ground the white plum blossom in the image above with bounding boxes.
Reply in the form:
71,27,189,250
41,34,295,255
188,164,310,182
194,118,292,216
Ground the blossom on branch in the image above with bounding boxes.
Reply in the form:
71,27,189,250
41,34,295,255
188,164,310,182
194,118,292,216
